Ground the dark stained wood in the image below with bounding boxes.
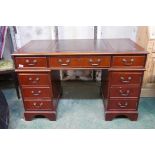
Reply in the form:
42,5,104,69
24,100,55,111
50,71,62,99
110,72,143,85
12,39,148,121
107,99,138,111
21,87,52,98
105,111,138,121
49,56,111,68
112,55,146,67
109,86,140,98
24,111,56,121
18,73,51,86
15,57,48,68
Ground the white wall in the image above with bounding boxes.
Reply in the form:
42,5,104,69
16,26,55,48
98,26,137,41
149,27,155,39
16,26,138,48
58,26,94,39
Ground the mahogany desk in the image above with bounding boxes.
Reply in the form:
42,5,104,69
12,39,148,121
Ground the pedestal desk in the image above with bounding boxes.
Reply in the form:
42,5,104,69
12,39,148,121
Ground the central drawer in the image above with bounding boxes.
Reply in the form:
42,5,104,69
21,87,52,98
49,56,111,68
18,73,51,86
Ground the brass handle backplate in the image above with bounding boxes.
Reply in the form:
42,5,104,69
122,58,134,66
58,59,71,66
33,102,43,108
25,59,38,66
89,58,101,66
120,76,132,83
117,102,128,108
31,90,42,96
119,89,130,96
28,77,40,84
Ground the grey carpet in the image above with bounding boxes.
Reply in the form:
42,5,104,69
1,81,155,129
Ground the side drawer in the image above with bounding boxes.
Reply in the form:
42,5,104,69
109,86,140,98
111,56,146,67
21,87,52,98
18,73,51,86
15,57,47,68
23,100,55,111
107,99,138,111
110,72,143,85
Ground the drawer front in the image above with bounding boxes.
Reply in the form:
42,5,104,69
110,72,143,85
22,87,52,98
80,56,111,67
107,99,138,110
15,57,47,68
18,73,50,86
49,56,111,68
112,56,146,67
109,86,140,98
24,100,55,111
49,56,79,67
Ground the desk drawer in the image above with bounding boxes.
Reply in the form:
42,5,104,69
112,56,146,67
81,56,110,67
110,72,143,85
24,100,55,111
49,56,79,67
15,57,47,68
22,87,52,98
18,73,50,86
109,86,140,98
49,56,111,68
107,99,138,110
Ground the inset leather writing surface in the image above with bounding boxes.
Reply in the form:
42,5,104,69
13,39,148,55
16,40,56,53
103,39,144,52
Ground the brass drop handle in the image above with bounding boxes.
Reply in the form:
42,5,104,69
28,77,40,84
89,58,101,66
25,59,37,66
117,102,128,108
120,76,132,83
33,102,43,108
35,77,40,81
122,58,134,66
119,89,130,96
31,90,42,96
58,59,71,66
28,77,32,81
